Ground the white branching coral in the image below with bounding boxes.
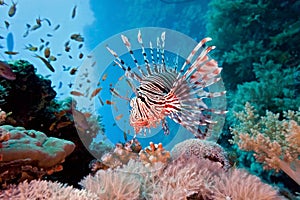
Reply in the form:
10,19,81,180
230,102,300,185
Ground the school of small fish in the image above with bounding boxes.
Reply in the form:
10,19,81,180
0,1,86,93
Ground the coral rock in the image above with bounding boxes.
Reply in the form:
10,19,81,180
0,125,75,188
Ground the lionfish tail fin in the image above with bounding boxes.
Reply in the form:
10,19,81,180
166,37,226,139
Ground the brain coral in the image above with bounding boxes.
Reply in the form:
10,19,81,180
171,139,230,169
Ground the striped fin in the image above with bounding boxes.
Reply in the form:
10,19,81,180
121,34,146,77
160,32,166,71
137,30,152,75
178,37,212,75
105,45,142,82
149,41,158,73
164,38,226,138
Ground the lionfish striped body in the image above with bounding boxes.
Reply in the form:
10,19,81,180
106,30,226,139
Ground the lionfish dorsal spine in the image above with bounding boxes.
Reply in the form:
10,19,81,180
149,41,159,73
121,34,147,77
137,30,152,76
160,32,166,71
105,44,142,84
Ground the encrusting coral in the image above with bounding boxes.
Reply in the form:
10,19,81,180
0,125,75,188
230,102,300,185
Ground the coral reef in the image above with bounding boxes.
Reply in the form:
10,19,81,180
150,155,223,200
84,155,282,200
0,60,56,127
98,140,171,169
0,154,283,199
0,125,75,188
206,0,300,91
231,58,300,115
80,166,142,200
0,59,103,187
171,138,230,169
206,0,300,194
230,102,300,185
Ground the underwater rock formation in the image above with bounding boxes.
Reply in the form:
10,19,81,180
0,125,75,188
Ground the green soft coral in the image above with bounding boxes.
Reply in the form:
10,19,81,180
206,0,300,102
232,58,300,115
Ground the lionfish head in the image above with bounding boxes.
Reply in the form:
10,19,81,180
129,96,162,134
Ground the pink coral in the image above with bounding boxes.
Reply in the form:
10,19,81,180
231,102,300,185
171,138,230,169
212,169,282,200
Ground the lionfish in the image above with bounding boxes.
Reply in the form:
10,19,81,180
106,30,226,139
